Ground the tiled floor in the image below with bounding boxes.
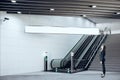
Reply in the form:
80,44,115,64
0,71,120,80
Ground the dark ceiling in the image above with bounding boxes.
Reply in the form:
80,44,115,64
0,0,120,18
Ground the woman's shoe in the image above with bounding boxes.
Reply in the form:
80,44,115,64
101,74,105,78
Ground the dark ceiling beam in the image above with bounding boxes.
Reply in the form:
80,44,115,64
14,0,120,5
1,1,120,8
0,8,117,16
17,1,120,7
6,11,108,17
0,6,118,13
5,10,113,16
7,10,120,19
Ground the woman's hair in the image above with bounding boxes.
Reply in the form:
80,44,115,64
102,43,106,50
100,43,106,51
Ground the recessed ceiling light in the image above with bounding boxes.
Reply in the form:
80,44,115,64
114,12,120,15
50,8,55,11
82,15,87,17
17,11,21,14
92,5,97,8
116,12,120,15
89,5,97,8
90,5,97,8
11,0,16,3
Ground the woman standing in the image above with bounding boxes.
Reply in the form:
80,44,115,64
99,44,106,78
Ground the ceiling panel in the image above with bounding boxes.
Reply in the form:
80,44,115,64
0,0,120,19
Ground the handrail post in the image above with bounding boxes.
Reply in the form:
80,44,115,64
71,52,74,73
44,52,48,71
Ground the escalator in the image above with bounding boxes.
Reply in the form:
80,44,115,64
75,35,107,70
50,35,88,69
51,34,107,73
74,35,98,68
60,35,89,68
62,35,95,68
51,35,95,70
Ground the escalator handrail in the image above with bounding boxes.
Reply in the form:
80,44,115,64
84,34,107,69
63,35,87,60
62,35,94,68
75,35,100,69
74,35,94,59
83,35,101,60
72,35,89,54
60,35,88,67
75,35,98,68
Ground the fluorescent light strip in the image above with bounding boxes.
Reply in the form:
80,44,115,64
25,26,100,35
